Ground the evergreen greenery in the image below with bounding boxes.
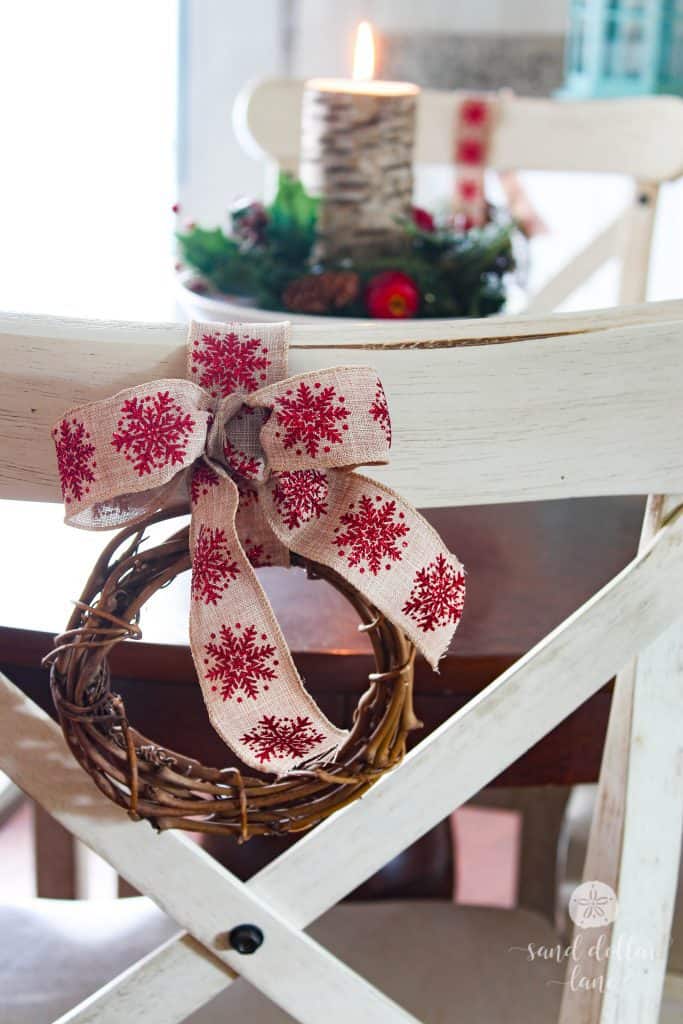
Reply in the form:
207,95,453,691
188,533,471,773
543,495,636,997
177,173,519,319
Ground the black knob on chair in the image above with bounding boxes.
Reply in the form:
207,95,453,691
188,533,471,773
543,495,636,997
229,923,264,954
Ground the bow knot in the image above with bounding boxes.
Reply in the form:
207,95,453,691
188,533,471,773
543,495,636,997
205,393,270,486
52,321,466,775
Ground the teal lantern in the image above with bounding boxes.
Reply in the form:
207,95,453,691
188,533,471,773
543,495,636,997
560,0,683,98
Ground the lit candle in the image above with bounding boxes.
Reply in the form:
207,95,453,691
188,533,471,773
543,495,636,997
300,22,419,264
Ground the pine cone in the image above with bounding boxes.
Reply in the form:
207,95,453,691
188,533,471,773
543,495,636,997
283,271,360,314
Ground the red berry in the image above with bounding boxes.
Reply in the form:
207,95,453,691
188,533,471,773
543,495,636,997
172,202,180,214
365,271,420,319
412,206,435,232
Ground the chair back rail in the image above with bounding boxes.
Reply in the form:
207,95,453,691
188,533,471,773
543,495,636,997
1,301,682,1024
2,303,683,507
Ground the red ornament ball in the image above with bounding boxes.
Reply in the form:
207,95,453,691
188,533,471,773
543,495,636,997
412,206,435,232
366,271,421,319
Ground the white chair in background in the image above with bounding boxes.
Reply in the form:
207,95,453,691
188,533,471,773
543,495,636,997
233,84,683,310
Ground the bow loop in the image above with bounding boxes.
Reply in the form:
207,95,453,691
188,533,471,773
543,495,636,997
54,380,212,530
249,367,391,472
52,320,465,775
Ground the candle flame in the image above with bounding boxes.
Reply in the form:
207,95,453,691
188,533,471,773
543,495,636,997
352,21,375,81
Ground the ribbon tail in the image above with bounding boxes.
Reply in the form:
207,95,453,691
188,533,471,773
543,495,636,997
262,469,466,669
188,465,348,774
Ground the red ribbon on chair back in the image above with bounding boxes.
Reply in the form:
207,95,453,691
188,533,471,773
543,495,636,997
52,322,466,774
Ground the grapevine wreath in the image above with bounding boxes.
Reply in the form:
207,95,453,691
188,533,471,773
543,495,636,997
47,321,466,839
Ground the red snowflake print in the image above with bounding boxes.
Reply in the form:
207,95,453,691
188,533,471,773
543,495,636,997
274,380,349,458
190,464,220,504
273,470,329,530
111,392,195,477
223,439,262,480
402,554,466,632
53,418,97,504
244,539,273,568
240,715,326,765
369,380,391,446
190,331,270,398
333,494,409,575
236,478,258,508
204,622,277,702
191,525,240,605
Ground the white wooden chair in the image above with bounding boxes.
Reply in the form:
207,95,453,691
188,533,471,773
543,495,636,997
234,82,683,310
0,300,682,1023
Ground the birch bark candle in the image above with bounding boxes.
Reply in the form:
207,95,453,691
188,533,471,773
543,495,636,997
300,22,419,264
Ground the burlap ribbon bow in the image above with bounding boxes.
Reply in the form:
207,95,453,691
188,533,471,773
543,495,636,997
52,321,466,773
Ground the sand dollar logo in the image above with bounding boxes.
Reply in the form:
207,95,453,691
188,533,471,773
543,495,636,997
569,881,618,929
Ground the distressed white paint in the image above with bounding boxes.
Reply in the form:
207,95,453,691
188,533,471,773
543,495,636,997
559,495,683,1024
3,299,683,1021
599,616,683,1022
3,304,683,508
0,677,418,1024
4,494,683,1023
618,182,660,305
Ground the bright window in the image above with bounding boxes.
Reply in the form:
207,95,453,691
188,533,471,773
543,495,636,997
0,1,178,319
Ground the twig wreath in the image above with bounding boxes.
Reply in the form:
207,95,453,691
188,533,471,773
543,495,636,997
46,321,466,838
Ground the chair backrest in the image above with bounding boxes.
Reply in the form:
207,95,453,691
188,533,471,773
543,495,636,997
2,301,683,507
235,82,683,309
2,302,682,1024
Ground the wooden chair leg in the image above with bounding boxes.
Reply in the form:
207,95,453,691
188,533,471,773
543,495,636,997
560,495,683,1023
34,803,78,899
202,820,455,901
618,180,659,305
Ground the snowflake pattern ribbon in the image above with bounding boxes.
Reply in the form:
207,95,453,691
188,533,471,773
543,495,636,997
51,321,466,774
